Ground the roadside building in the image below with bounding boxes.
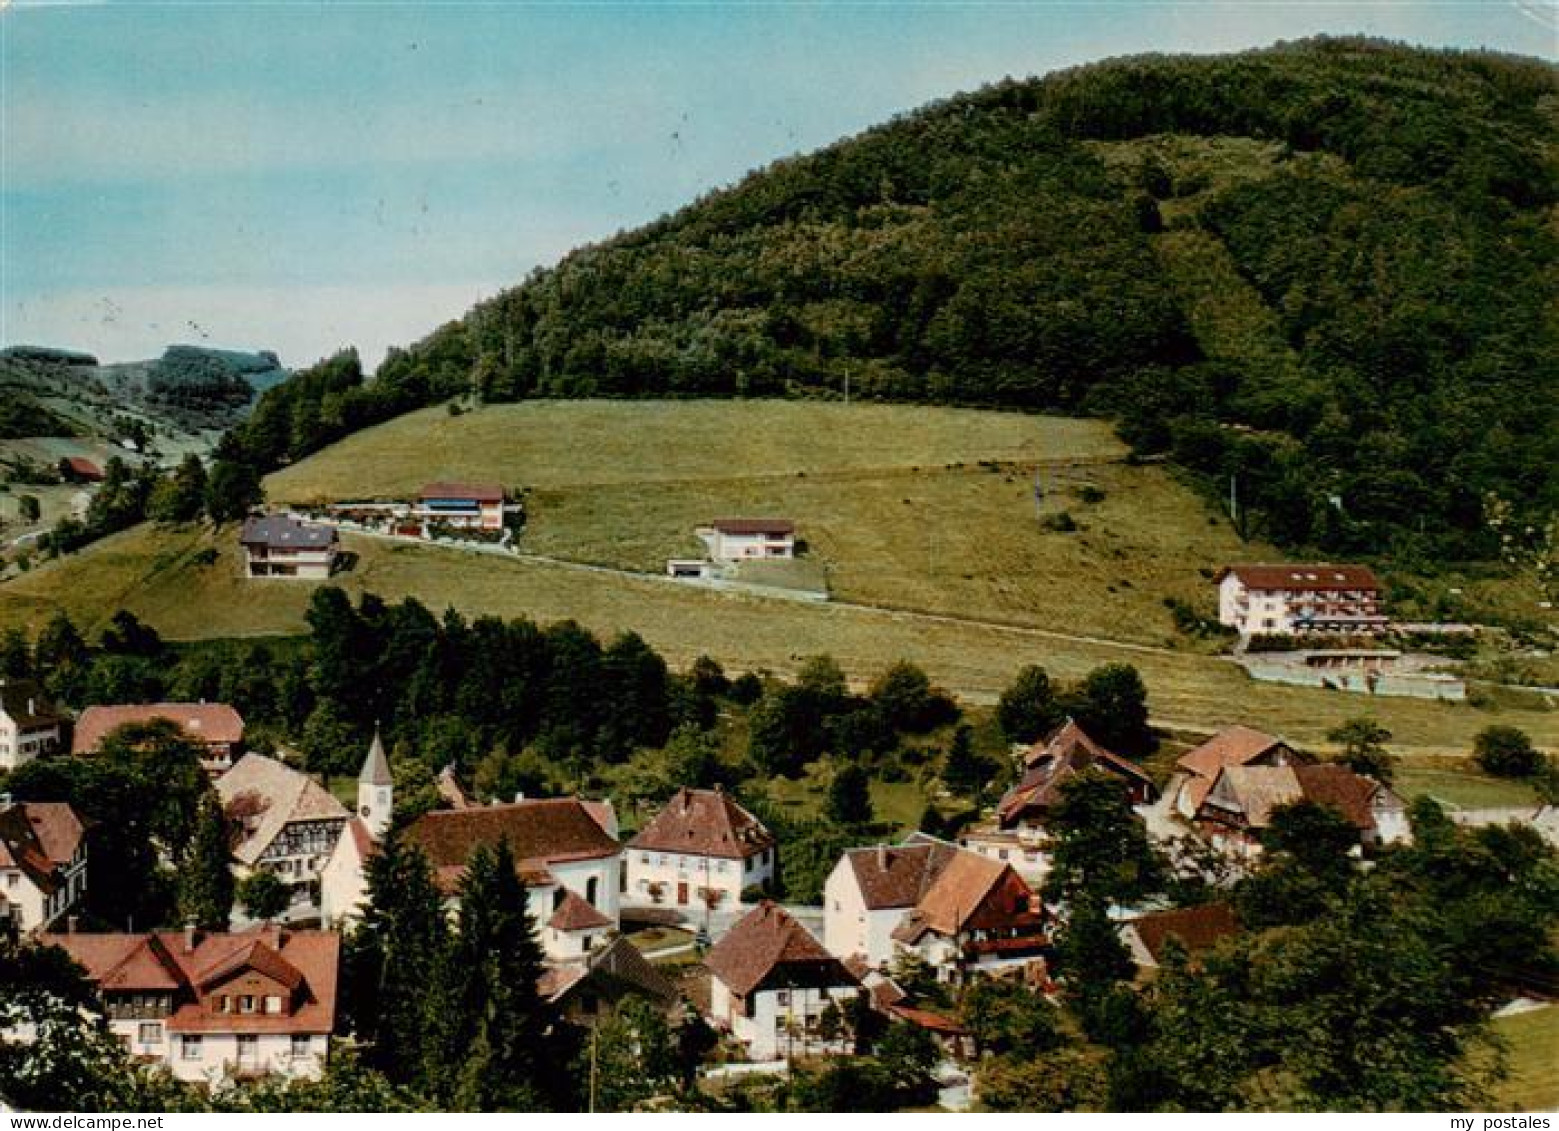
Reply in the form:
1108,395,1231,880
626,787,775,912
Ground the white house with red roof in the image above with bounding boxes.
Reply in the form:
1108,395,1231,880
705,901,859,1061
40,925,339,1083
696,518,796,562
0,801,87,934
413,481,506,531
400,794,622,962
626,787,775,911
1216,563,1387,636
73,701,245,775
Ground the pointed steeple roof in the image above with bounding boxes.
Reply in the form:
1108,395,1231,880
359,727,393,787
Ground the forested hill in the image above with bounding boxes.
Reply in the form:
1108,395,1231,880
227,38,1559,561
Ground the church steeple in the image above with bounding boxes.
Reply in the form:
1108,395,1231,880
357,726,393,839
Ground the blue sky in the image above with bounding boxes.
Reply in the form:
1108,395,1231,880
2,1,1554,369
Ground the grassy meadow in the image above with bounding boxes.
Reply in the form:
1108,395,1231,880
1492,1006,1559,1112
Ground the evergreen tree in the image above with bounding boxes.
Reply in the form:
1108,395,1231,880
1065,663,1153,758
204,459,263,524
941,724,992,798
443,840,568,1110
178,793,234,931
996,665,1064,743
347,829,452,1090
826,762,873,827
0,626,31,680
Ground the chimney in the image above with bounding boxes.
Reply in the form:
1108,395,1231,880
66,915,78,934
877,844,887,871
27,698,34,716
513,791,525,804
183,923,198,953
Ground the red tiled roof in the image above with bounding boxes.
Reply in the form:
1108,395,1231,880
705,901,857,998
42,927,339,1035
0,802,80,895
406,798,620,894
708,518,795,536
548,889,613,932
890,851,1013,943
629,788,773,860
1215,564,1380,592
888,1003,968,1035
999,719,1154,826
1126,903,1240,964
843,836,960,910
1176,725,1293,780
419,481,504,503
73,702,244,754
1293,763,1385,832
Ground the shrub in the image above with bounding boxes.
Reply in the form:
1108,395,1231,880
1040,511,1078,533
1473,726,1542,778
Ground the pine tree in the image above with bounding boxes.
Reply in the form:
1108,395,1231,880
443,840,568,1110
178,793,234,931
348,828,452,1090
826,763,873,827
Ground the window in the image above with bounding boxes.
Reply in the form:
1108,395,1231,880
265,996,283,1015
181,1035,202,1060
137,1022,162,1045
240,995,256,1014
639,853,650,865
585,877,599,906
290,1035,311,1059
998,849,1009,861
5,874,16,889
775,990,790,1006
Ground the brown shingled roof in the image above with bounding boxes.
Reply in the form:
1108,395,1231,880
1201,765,1304,828
629,788,773,860
1176,725,1293,780
1215,564,1380,592
0,802,82,895
890,851,1011,943
1293,764,1384,832
708,518,795,536
1127,903,1240,964
844,836,960,911
0,679,61,730
548,889,613,932
42,927,339,1035
74,702,244,754
406,797,620,893
216,755,348,866
705,901,857,998
999,719,1154,826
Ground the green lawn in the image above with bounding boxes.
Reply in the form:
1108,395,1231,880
1493,1006,1559,1112
1393,761,1541,810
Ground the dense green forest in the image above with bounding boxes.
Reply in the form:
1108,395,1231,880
221,38,1558,562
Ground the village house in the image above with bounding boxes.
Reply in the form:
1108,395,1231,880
239,515,339,581
539,935,680,1024
705,901,860,1061
0,801,87,934
73,702,246,776
0,679,63,772
962,719,1156,885
1193,762,1408,860
696,518,796,562
216,755,350,912
1119,902,1241,970
1215,563,1387,637
626,787,775,912
413,481,506,531
1174,724,1311,821
41,925,339,1083
318,732,395,926
399,795,622,962
824,834,1047,981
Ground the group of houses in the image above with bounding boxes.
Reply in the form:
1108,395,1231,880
236,482,521,581
2,663,1414,1084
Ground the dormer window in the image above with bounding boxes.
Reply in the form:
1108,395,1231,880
240,995,256,1014
265,995,283,1014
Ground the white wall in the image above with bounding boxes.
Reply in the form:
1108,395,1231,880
318,835,368,926
626,848,770,911
151,1029,329,1083
734,985,857,1061
0,717,61,771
